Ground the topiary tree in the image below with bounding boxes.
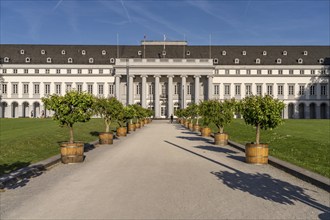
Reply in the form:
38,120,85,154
186,103,199,124
242,95,285,144
42,90,94,144
125,105,137,124
93,97,123,133
199,100,212,127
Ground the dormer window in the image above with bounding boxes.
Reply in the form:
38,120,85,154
20,49,25,55
283,50,287,55
276,58,282,64
186,50,190,56
234,58,239,64
242,51,247,55
102,50,106,55
137,50,142,56
303,51,308,55
213,58,218,64
222,51,226,56
25,57,31,63
4,57,9,63
262,51,267,56
68,58,73,63
47,57,52,63
41,50,46,55
61,50,66,55
110,58,115,63
256,58,261,64
89,58,94,63
82,50,86,55
319,58,324,64
162,50,166,56
298,58,303,64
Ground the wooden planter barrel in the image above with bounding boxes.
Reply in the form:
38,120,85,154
144,119,148,124
148,118,152,123
201,127,211,137
245,143,269,164
135,122,141,129
60,142,84,164
188,123,194,131
99,132,114,145
193,124,200,132
181,119,186,125
184,121,189,128
214,133,228,146
128,123,136,132
116,127,127,137
140,121,144,127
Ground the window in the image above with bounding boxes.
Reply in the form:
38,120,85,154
34,84,40,94
82,50,86,55
276,58,281,64
102,50,106,55
89,58,94,63
298,85,305,95
246,69,251,75
41,50,46,55
310,85,315,96
20,49,25,54
224,85,230,95
67,69,71,74
257,69,261,75
256,58,260,64
278,85,283,95
268,70,272,75
288,85,294,96
77,84,83,92
56,69,61,74
45,84,50,95
46,69,50,74
99,69,103,74
321,70,326,75
25,57,31,63
23,83,29,94
88,69,92,74
222,51,226,56
61,50,66,55
2,84,7,94
12,83,18,94
186,50,190,56
14,69,18,74
235,85,241,96
263,51,267,56
162,51,166,56
66,84,72,92
236,69,240,75
68,58,73,63
242,51,247,55
283,51,287,55
298,58,303,64
174,84,178,95
300,70,304,75
267,85,273,96
35,69,39,74
256,85,262,96
87,84,93,94
289,69,293,75
149,84,153,95
47,57,52,63
321,85,327,96
56,84,61,95
311,70,315,75
225,69,229,75
24,69,28,74
110,58,115,63
4,57,9,62
245,85,252,96
78,69,82,74
187,84,191,95
213,58,218,64
2,69,6,74
109,84,114,95
98,84,104,95
234,58,239,64
303,51,308,56
136,84,141,95
214,85,219,95
319,58,324,64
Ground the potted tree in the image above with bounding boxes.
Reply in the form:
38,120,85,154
116,105,130,137
93,97,123,145
174,109,183,124
199,100,212,137
42,90,94,164
241,95,285,164
125,105,137,132
133,104,142,129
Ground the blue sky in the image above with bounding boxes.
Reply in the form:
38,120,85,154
0,0,329,45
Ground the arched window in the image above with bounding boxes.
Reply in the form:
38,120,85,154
256,58,261,64
47,57,52,63
234,58,239,64
82,50,86,55
283,50,287,55
222,51,226,56
61,50,66,55
89,58,94,63
41,50,46,55
68,58,73,63
102,50,106,55
20,49,25,55
298,58,303,64
276,58,282,64
25,57,31,63
4,57,10,63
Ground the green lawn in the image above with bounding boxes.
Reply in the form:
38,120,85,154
208,119,330,178
0,118,117,175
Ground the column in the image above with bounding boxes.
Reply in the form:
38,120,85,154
181,75,187,109
128,75,134,105
194,75,200,104
167,75,174,117
207,75,213,100
154,75,160,118
115,75,121,101
141,75,147,108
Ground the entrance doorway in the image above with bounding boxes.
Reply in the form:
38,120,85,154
161,106,167,118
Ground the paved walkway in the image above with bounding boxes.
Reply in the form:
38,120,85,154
1,121,329,219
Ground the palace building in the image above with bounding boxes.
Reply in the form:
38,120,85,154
0,41,329,119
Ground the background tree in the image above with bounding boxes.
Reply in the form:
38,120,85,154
42,90,94,144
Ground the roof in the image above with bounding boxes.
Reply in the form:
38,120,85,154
0,44,329,65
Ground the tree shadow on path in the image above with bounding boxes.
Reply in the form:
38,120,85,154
164,140,330,219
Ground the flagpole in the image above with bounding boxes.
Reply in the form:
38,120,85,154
143,35,146,59
209,34,212,59
183,34,186,59
117,33,119,58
